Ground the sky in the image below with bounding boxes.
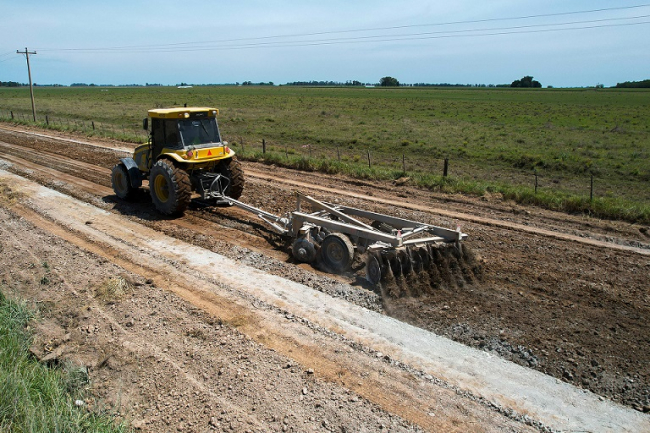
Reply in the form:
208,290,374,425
1,1,649,87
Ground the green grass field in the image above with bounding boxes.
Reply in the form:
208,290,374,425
1,85,649,222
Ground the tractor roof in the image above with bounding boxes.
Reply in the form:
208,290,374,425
148,107,219,119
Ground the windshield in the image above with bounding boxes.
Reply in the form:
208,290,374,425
178,118,221,147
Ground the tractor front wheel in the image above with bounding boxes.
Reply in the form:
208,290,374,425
149,159,191,215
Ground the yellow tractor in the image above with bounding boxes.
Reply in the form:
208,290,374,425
111,107,244,215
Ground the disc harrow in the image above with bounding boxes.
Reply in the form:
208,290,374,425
224,192,468,284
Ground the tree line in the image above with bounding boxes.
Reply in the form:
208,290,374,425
615,79,650,88
4,77,649,89
0,81,26,87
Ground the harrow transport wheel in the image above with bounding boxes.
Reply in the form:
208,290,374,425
320,233,355,273
366,252,384,285
111,163,135,200
149,159,191,215
292,238,317,264
217,156,245,200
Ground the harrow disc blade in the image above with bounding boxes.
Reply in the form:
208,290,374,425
399,249,413,275
410,247,423,272
388,252,402,277
366,252,384,285
419,245,432,268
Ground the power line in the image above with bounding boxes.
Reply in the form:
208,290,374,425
36,15,650,54
168,3,650,46
116,21,650,53
0,51,18,63
35,3,650,52
203,15,650,50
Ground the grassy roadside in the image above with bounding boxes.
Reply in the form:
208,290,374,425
0,289,130,433
241,150,650,224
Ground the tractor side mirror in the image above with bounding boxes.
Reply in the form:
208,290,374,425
142,118,148,130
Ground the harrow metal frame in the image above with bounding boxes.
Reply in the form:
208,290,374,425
224,192,467,282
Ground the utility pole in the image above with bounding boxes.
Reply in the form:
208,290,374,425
17,47,37,122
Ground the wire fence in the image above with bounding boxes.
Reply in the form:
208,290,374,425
0,109,148,143
231,136,602,201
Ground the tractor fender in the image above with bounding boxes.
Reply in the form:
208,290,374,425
119,157,143,188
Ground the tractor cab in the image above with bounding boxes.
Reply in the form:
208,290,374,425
147,107,222,154
134,107,233,173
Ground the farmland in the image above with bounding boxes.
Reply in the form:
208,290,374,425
1,85,649,222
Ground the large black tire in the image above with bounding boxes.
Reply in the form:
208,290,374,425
320,233,355,273
217,156,245,200
111,163,136,200
149,159,191,215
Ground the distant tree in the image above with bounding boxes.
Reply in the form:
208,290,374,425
511,76,541,88
379,76,400,87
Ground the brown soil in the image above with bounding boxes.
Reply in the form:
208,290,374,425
1,125,649,430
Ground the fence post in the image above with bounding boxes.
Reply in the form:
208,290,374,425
262,139,266,154
443,157,449,177
402,153,406,173
367,149,371,168
285,145,288,159
45,115,49,126
10,111,14,120
92,121,95,130
534,172,538,194
590,175,594,202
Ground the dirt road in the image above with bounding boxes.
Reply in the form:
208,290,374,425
0,126,648,432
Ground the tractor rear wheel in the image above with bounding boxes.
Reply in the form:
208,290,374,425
111,163,136,200
149,159,191,215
